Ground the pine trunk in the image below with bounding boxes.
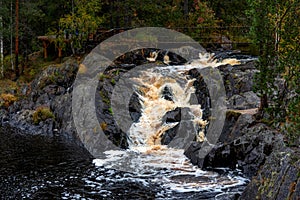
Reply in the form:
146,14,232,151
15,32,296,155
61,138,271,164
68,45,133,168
15,0,19,78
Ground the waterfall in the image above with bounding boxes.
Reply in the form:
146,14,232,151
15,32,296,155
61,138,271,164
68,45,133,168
93,53,248,194
128,52,240,151
128,69,207,149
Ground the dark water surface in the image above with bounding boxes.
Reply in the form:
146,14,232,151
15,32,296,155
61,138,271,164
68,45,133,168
0,127,246,199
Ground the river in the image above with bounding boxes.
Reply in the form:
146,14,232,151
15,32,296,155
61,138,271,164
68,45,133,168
0,126,248,199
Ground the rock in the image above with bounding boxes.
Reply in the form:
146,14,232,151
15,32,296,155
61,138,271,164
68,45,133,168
218,110,242,143
129,92,142,123
240,148,300,200
161,124,179,145
221,36,232,50
160,107,182,145
227,91,260,109
169,46,207,61
162,107,181,123
218,61,259,99
0,58,79,138
167,108,197,149
187,69,210,120
184,123,285,178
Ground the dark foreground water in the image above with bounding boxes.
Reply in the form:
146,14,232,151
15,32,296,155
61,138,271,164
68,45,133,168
0,126,248,199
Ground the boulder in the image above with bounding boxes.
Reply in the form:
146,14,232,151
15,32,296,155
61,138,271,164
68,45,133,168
227,91,260,110
184,122,285,178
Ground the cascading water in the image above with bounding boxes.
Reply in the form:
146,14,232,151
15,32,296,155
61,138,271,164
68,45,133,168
93,53,249,198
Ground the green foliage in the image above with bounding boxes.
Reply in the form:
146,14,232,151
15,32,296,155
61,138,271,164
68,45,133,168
247,0,300,144
205,0,249,26
187,0,219,42
32,106,55,125
285,96,300,146
53,0,103,51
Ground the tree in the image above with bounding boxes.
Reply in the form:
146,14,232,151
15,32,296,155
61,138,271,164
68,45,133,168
0,0,4,77
247,0,300,145
51,0,103,55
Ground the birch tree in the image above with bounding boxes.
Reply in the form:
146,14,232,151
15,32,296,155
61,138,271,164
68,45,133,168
53,0,103,54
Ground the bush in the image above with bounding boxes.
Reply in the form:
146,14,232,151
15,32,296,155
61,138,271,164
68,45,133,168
0,93,17,108
32,106,55,125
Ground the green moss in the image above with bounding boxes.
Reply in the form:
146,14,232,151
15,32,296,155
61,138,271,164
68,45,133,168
99,73,111,81
111,78,116,85
32,106,55,125
108,107,113,115
99,91,110,105
114,69,120,76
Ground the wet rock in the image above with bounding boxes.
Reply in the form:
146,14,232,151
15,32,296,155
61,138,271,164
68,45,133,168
187,69,210,120
160,107,182,145
129,92,142,123
185,123,285,178
162,107,181,123
168,108,197,149
162,86,174,101
161,124,179,145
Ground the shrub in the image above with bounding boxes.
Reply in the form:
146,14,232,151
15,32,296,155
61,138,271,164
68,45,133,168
32,106,55,125
0,93,17,108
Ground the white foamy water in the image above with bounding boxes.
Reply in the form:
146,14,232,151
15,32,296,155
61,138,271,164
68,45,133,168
93,53,249,195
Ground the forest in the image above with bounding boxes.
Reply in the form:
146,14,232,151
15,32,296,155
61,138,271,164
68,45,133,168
1,0,298,144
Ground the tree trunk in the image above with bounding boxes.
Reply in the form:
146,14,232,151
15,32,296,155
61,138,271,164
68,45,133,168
184,0,189,20
10,0,14,70
15,0,19,79
0,0,4,78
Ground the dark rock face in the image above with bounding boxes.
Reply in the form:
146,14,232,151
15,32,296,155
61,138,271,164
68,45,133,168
95,74,129,149
218,61,260,109
219,111,255,144
187,68,211,121
240,148,300,200
129,92,142,123
0,59,78,137
185,123,285,178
